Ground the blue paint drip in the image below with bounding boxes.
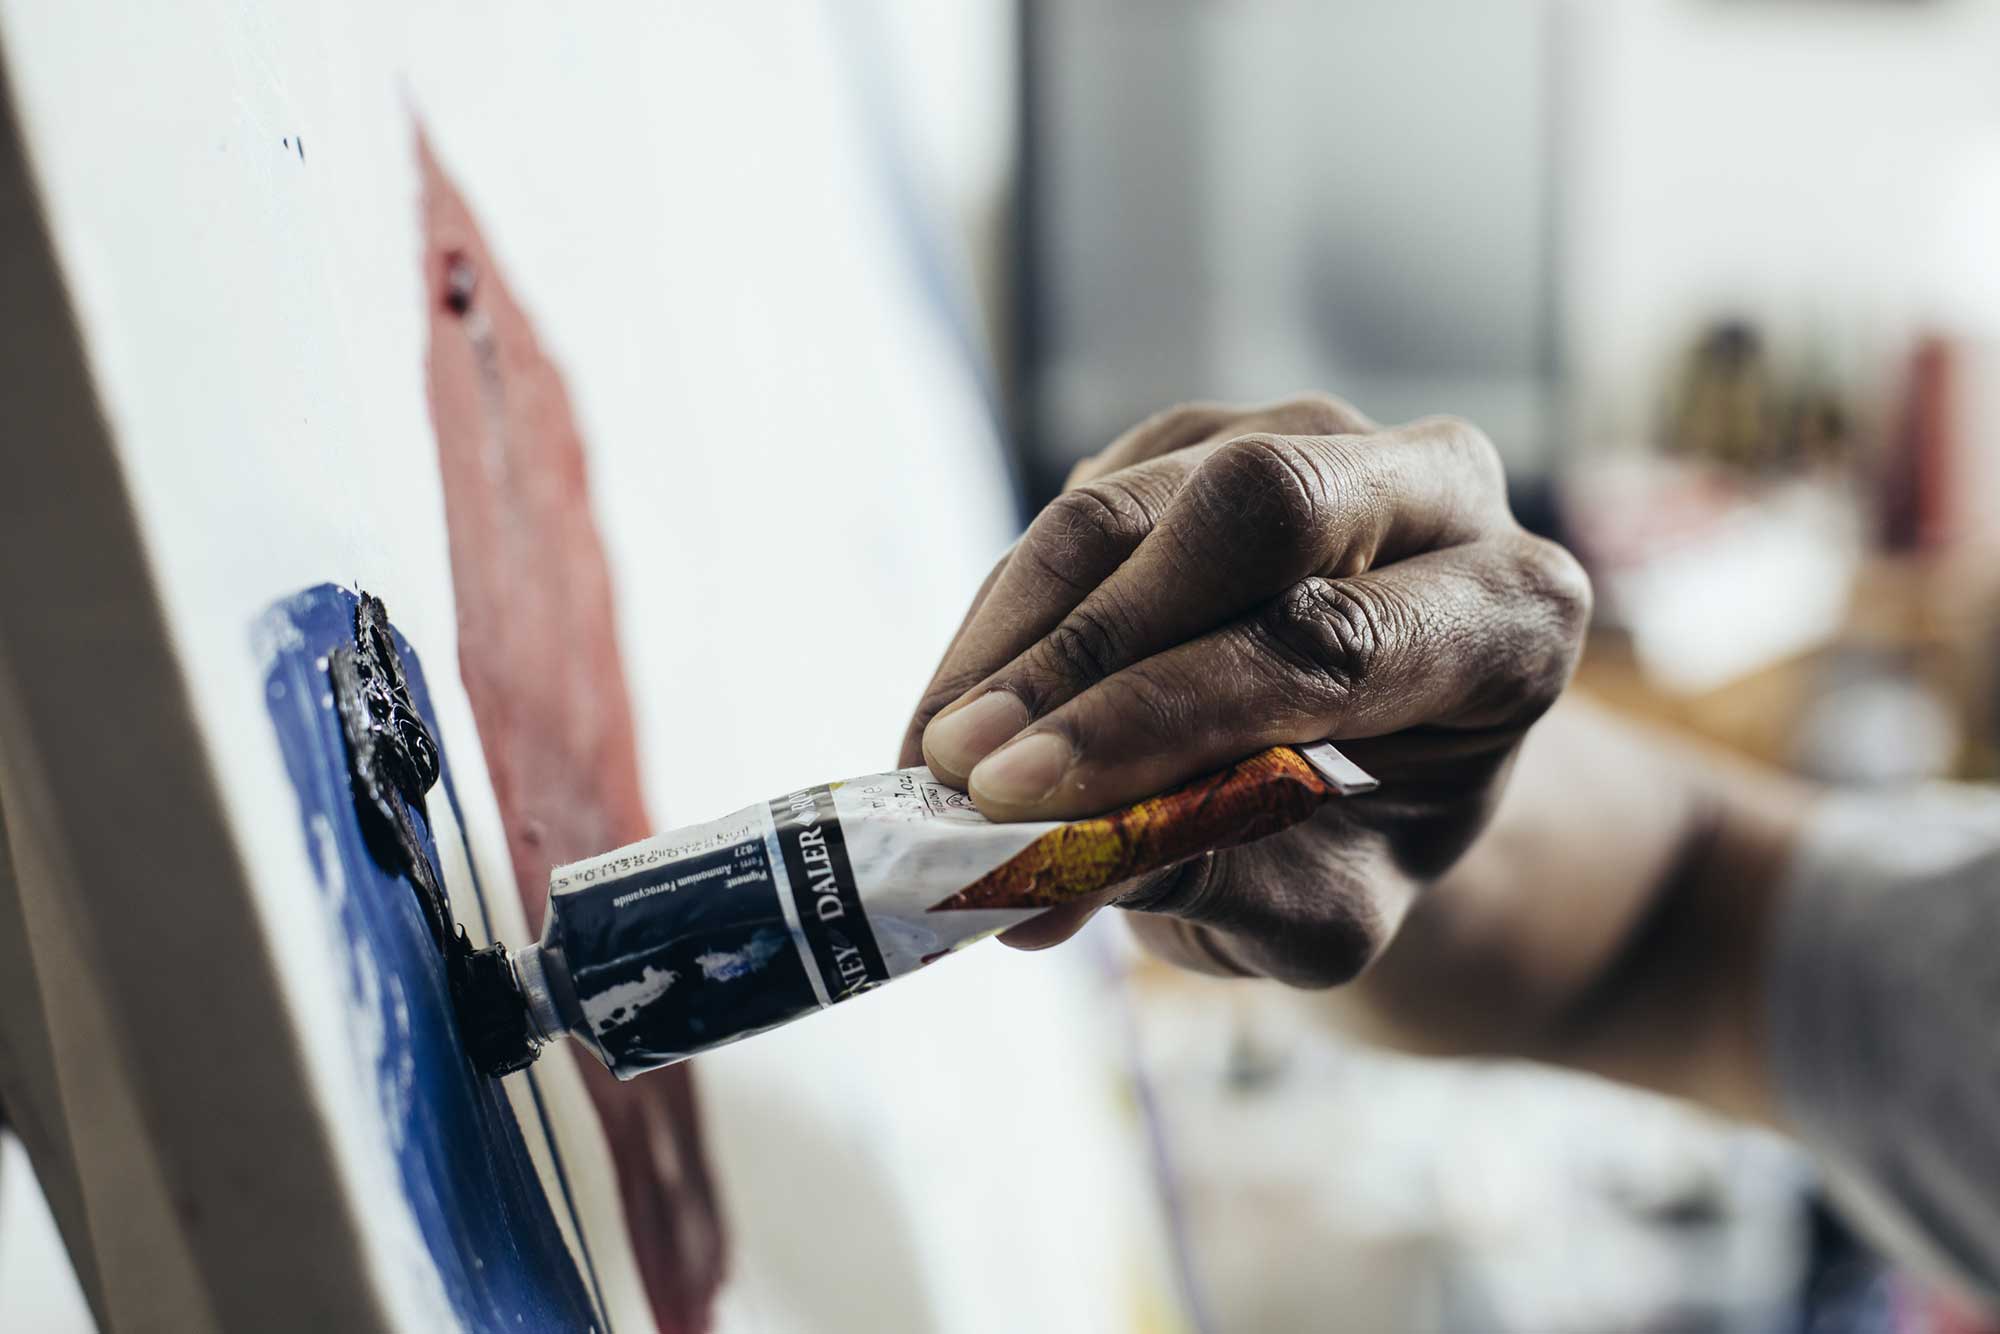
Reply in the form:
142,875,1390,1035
432,744,615,1332
257,583,601,1333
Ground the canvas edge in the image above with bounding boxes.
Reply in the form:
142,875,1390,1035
0,33,396,1334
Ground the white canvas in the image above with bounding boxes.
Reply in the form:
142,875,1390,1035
0,4,1178,1330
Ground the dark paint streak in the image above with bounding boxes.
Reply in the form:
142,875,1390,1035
331,592,537,1079
330,593,452,954
418,128,725,1334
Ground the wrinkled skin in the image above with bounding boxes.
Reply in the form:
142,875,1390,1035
899,395,1591,988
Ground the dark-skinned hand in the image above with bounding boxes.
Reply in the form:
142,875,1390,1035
897,395,1590,987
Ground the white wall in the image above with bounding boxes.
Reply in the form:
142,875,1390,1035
0,1137,93,1334
1030,0,1559,475
864,0,1020,375
1564,0,2000,446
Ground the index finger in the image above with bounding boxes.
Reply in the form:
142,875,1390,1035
898,554,1009,766
898,450,1199,769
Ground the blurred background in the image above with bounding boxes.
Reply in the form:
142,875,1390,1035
890,0,2000,1330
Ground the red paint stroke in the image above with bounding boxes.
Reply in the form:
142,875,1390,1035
418,129,724,1334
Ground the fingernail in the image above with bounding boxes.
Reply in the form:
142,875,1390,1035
970,732,1072,808
925,691,1030,776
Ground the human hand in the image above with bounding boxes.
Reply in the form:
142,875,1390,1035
899,395,1590,986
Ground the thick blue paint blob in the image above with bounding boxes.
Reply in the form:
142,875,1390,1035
257,583,603,1333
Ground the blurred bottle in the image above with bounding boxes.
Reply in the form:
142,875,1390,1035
1881,334,1957,554
1669,321,1779,469
1788,341,1858,471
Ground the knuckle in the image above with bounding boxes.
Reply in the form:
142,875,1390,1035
1022,485,1153,594
1425,414,1508,498
1515,536,1593,707
1280,391,1372,437
1251,576,1384,706
1470,535,1593,721
1046,482,1154,550
1519,534,1594,637
1115,400,1233,458
1195,433,1341,543
1035,601,1130,691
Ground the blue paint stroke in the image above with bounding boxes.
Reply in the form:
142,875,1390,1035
257,583,601,1333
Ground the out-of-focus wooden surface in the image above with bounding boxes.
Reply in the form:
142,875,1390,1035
1576,554,2000,779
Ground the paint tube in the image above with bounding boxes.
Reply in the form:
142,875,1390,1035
454,742,1377,1079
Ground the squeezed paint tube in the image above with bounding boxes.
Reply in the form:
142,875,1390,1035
456,742,1377,1078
